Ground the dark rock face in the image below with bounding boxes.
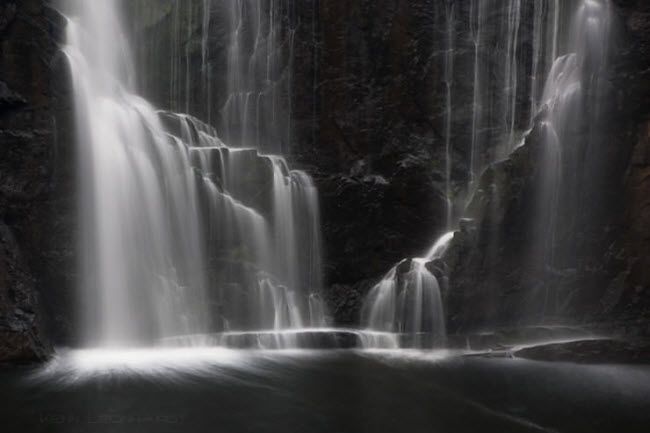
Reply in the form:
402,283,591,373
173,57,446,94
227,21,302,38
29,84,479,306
439,121,620,332
325,279,374,327
0,222,48,362
0,0,74,362
614,0,650,337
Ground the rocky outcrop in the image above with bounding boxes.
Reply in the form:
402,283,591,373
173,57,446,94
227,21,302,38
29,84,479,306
0,221,49,362
439,120,624,332
613,0,650,336
0,0,73,362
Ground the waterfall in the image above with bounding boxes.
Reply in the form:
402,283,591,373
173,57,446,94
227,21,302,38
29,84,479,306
64,0,326,349
61,0,615,352
360,232,452,349
532,0,612,315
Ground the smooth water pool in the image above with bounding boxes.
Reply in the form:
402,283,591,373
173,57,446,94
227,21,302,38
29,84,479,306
2,348,649,433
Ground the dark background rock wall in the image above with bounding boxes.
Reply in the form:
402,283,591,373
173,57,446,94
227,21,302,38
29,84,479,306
0,0,74,361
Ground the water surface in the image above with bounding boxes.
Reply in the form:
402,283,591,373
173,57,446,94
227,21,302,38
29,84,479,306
2,349,649,433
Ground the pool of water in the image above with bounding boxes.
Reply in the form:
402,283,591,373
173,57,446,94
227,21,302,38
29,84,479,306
2,348,649,433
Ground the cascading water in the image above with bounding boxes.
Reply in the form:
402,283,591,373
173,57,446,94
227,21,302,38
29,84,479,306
131,0,295,155
208,0,294,154
65,2,210,346
360,232,452,349
61,0,614,352
361,0,612,348
64,0,326,349
468,0,483,191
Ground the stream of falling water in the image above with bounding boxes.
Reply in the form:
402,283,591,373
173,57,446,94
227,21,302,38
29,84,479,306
443,2,455,231
502,0,521,156
64,0,326,349
360,232,453,349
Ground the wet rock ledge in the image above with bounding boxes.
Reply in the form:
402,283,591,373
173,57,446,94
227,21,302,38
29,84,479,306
514,339,650,365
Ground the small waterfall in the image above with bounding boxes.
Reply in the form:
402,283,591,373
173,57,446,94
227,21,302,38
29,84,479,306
360,232,453,349
64,0,326,349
